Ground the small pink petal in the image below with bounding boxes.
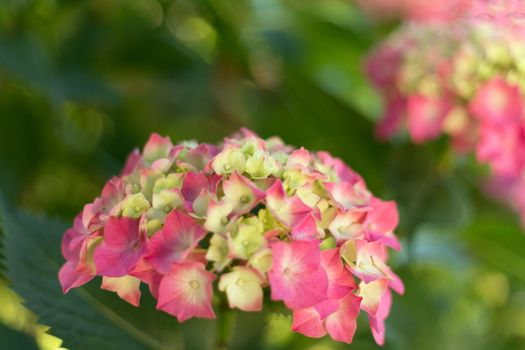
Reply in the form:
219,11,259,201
146,210,206,274
143,133,173,163
121,149,141,176
321,248,356,299
266,180,313,228
101,275,142,307
291,214,319,241
286,147,312,168
325,181,371,209
369,288,392,346
292,307,327,338
130,259,163,299
181,172,221,203
324,293,362,344
222,172,265,215
317,152,364,185
58,260,94,294
94,217,147,277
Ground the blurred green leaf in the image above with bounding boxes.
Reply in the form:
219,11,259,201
0,200,161,350
0,323,39,350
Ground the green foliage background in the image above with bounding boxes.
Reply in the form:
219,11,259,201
1,1,525,349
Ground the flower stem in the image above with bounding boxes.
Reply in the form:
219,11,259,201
216,301,236,350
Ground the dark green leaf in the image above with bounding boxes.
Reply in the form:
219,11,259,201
0,201,158,350
0,323,39,350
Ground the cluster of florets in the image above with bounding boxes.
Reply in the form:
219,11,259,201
367,17,525,225
58,129,403,345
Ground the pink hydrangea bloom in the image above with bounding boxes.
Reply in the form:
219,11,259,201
59,130,402,344
366,16,525,226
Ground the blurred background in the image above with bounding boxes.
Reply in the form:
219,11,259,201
1,1,525,349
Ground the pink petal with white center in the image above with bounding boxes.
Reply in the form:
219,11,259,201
349,240,404,295
94,217,147,277
290,214,319,241
146,210,205,274
325,181,371,209
476,123,525,178
324,293,362,344
222,172,265,215
268,240,328,310
266,180,313,228
204,199,236,233
286,147,311,168
358,278,389,316
76,236,103,275
157,261,216,322
101,177,126,217
369,288,392,346
316,152,364,184
151,158,173,173
101,275,142,307
292,307,326,338
328,208,368,243
121,148,141,176
321,248,356,299
143,133,173,164
181,172,221,203
59,260,94,293
470,77,523,124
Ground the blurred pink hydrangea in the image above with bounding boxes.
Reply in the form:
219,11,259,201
356,0,525,26
366,11,525,225
356,0,470,22
59,129,403,345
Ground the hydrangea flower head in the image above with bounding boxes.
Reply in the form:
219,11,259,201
366,15,525,226
59,129,403,345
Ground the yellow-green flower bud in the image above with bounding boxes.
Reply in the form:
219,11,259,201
122,193,150,218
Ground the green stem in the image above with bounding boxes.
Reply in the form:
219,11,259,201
216,300,237,350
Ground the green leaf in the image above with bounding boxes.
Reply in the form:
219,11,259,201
0,202,167,350
0,323,39,350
